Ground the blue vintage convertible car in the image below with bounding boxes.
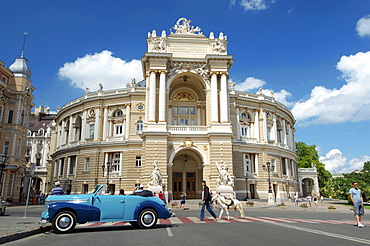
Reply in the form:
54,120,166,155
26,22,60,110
39,184,171,233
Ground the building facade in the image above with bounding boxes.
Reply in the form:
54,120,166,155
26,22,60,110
26,106,56,196
47,18,298,202
0,56,34,202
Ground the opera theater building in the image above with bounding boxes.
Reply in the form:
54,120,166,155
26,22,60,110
47,18,298,202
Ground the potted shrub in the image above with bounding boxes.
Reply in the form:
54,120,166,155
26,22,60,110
278,202,286,209
328,205,337,212
300,203,308,210
246,201,254,207
171,201,178,209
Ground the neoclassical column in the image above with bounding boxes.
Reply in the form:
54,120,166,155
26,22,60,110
145,72,149,123
125,104,131,140
236,107,241,140
254,110,260,142
272,115,277,143
68,115,73,143
220,72,229,123
66,157,71,178
94,107,100,141
81,110,87,142
119,152,123,176
168,106,172,124
158,70,166,122
61,120,66,145
211,72,219,123
102,106,108,141
148,70,157,122
196,106,201,125
282,119,287,145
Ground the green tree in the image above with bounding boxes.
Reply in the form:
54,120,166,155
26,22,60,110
295,141,332,193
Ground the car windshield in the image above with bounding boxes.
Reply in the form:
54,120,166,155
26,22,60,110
90,185,104,194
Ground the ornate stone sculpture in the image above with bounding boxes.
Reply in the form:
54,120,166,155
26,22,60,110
149,160,163,187
216,161,234,187
151,37,166,52
172,18,202,35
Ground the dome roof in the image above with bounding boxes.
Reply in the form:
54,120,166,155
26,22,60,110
9,57,32,79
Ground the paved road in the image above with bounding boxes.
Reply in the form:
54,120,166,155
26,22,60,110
4,206,370,246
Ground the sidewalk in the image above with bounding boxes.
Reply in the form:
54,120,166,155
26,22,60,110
0,205,51,244
0,199,354,244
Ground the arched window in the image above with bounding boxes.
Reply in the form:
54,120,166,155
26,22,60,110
136,120,143,133
38,128,45,136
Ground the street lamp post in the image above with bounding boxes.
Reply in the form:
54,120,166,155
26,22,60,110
0,155,9,196
102,162,110,193
287,178,291,199
262,161,275,205
245,177,249,200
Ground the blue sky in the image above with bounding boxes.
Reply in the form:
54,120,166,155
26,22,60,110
1,0,370,173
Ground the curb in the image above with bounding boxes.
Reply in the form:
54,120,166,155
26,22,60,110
0,225,51,244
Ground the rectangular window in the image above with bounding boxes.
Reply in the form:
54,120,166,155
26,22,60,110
59,158,65,177
89,124,95,138
241,127,247,136
173,106,178,115
115,125,123,135
180,106,189,115
7,110,13,123
180,118,188,125
0,106,3,122
282,158,287,175
3,141,9,155
111,152,120,172
82,184,89,194
244,154,250,173
84,158,90,171
190,106,195,115
69,156,76,175
173,119,178,125
135,156,142,167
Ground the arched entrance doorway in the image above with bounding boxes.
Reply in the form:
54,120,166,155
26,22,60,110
301,178,314,196
172,149,203,199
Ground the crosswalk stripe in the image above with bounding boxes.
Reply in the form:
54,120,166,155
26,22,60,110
78,216,366,228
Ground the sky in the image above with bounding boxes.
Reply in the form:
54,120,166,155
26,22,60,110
1,0,370,174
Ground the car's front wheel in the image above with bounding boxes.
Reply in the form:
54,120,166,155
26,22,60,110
138,208,157,229
51,211,76,233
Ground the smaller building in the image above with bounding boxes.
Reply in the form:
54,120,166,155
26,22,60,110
0,57,34,202
26,106,56,195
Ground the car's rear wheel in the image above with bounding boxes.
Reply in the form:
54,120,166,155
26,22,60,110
138,208,157,229
51,211,76,233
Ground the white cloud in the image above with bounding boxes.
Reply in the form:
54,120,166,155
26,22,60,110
319,149,347,173
356,15,370,37
292,51,370,126
234,77,294,107
320,149,370,173
234,77,266,91
58,50,143,91
239,0,275,11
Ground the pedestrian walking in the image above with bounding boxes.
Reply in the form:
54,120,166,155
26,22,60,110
307,194,312,207
320,195,324,206
349,182,365,228
294,193,299,206
199,180,217,221
180,192,187,210
313,195,318,206
51,182,64,196
119,189,125,195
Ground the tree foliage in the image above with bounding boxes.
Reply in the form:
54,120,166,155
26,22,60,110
295,141,332,191
324,161,370,202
